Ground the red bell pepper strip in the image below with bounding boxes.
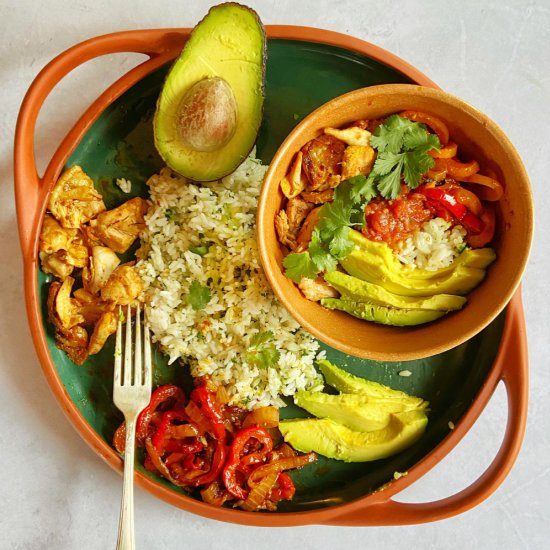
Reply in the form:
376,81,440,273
188,440,228,487
191,386,226,441
269,472,295,501
222,427,273,500
420,186,485,235
151,409,188,453
136,385,186,445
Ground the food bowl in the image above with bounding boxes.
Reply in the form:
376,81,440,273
15,27,531,527
257,84,534,361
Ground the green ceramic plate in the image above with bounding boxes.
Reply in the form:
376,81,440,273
38,38,505,512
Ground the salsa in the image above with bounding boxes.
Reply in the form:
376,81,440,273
362,185,435,250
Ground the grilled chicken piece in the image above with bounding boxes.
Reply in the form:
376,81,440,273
39,252,74,280
301,134,345,191
280,151,307,199
73,287,116,325
53,277,85,329
39,215,88,279
324,126,371,146
47,281,88,365
286,197,312,235
275,210,295,249
48,166,106,229
82,246,121,295
341,145,376,180
88,311,118,355
298,277,339,302
301,189,334,204
55,324,89,365
295,207,322,252
88,197,148,253
101,265,143,305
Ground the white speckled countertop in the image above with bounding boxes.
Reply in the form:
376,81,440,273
1,0,549,548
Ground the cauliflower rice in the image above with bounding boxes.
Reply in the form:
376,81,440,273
137,154,323,409
395,218,467,271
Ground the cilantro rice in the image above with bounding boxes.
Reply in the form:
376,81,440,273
137,154,324,409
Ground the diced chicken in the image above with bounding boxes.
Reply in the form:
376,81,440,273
47,281,88,364
73,288,96,304
324,126,371,146
48,166,106,229
301,189,334,204
73,288,113,325
341,145,376,180
275,210,295,249
295,207,322,252
301,134,345,191
55,324,89,365
298,277,339,302
280,151,306,199
82,246,121,295
88,197,148,253
39,215,88,279
286,197,312,235
39,252,74,280
88,311,118,355
101,265,144,305
53,277,85,329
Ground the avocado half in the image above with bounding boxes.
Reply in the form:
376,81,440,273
153,3,266,181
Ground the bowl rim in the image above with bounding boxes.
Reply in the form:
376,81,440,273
14,26,529,526
257,83,534,362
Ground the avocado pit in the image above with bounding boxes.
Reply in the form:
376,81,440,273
177,76,237,152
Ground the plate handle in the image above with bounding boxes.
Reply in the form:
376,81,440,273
13,29,186,258
325,290,528,526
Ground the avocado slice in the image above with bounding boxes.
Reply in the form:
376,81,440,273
340,249,487,297
153,3,266,181
347,229,496,280
317,360,424,403
294,390,427,432
321,298,446,326
324,270,467,311
279,410,428,462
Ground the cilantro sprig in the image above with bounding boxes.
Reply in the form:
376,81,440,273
282,115,440,281
283,176,375,282
246,331,280,369
368,115,441,198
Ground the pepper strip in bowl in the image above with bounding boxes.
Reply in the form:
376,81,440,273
113,381,316,511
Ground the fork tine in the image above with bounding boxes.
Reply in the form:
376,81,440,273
144,323,152,389
123,304,132,386
114,306,123,387
134,303,142,386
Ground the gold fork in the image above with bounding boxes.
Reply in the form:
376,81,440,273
113,303,152,550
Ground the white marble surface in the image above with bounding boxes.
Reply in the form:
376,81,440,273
1,0,549,548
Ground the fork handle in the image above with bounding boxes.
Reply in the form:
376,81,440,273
117,415,137,550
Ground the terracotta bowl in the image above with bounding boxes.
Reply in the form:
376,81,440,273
257,84,534,361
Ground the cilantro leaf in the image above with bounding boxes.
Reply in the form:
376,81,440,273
368,115,441,198
309,228,338,272
348,175,378,203
375,155,405,198
316,196,353,240
329,226,356,259
283,252,318,282
188,280,211,311
250,330,275,347
370,114,411,153
403,149,436,188
246,331,280,369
